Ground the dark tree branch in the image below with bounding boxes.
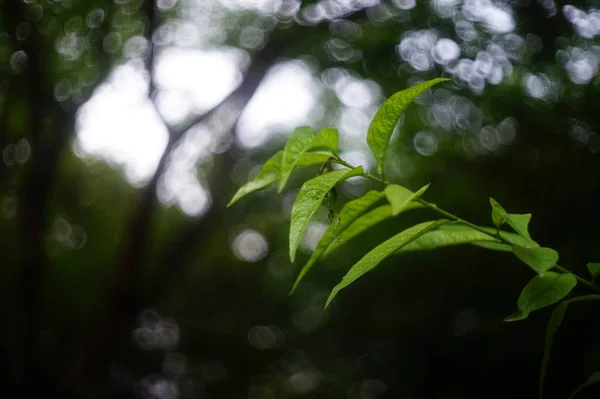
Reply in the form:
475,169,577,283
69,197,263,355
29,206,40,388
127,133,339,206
115,34,285,299
106,1,369,302
63,20,285,384
61,0,366,388
144,0,158,100
114,3,284,314
2,0,58,392
144,118,240,306
0,80,14,177
1,0,114,394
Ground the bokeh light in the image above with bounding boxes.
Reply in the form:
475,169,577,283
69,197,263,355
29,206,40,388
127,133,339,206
232,229,269,262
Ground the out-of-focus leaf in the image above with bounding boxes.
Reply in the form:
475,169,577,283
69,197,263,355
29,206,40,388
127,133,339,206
322,202,425,257
540,295,600,399
367,78,449,175
568,372,600,399
490,197,508,228
586,262,600,280
540,301,568,399
512,246,559,274
279,126,339,192
227,151,331,206
290,190,385,293
384,183,429,216
504,272,577,322
325,219,449,308
289,166,363,262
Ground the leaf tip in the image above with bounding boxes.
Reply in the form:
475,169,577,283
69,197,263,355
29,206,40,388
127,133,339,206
586,262,600,279
324,295,334,309
324,286,342,309
289,277,302,295
504,311,528,322
277,181,286,194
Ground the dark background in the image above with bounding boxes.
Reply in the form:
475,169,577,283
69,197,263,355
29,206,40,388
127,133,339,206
1,0,600,398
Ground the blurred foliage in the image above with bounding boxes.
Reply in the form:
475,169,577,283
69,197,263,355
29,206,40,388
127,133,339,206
1,0,600,398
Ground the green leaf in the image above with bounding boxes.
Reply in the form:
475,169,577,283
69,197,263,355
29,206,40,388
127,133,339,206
471,241,513,251
468,225,538,250
322,202,425,258
325,219,450,308
289,166,363,263
384,183,429,216
539,301,568,399
311,127,339,153
540,295,600,399
396,223,504,253
280,127,314,192
504,272,577,322
227,151,332,207
512,246,559,274
296,151,336,168
587,262,600,280
290,190,386,294
228,151,284,207
507,213,533,242
569,372,600,399
490,197,508,228
498,229,539,248
367,78,449,175
488,198,534,241
395,223,539,254
279,126,339,192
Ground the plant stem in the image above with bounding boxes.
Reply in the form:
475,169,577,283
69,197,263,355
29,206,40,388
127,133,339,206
332,156,600,294
555,265,600,294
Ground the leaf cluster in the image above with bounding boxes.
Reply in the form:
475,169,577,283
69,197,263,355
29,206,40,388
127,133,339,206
228,78,600,398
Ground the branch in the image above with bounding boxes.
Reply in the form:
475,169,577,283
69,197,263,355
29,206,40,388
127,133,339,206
2,0,63,392
145,0,158,100
63,31,284,386
1,0,114,392
114,9,285,309
144,133,236,304
62,0,365,385
0,79,14,181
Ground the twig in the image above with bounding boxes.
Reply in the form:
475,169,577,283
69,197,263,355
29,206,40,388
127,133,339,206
145,0,158,101
333,157,600,294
